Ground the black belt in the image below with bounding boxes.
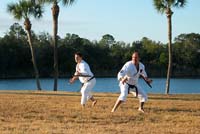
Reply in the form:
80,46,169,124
87,76,95,82
127,83,138,97
80,76,95,89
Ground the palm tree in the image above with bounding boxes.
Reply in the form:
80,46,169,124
7,0,44,90
153,0,187,94
38,0,76,91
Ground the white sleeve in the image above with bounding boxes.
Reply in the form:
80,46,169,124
74,64,79,75
117,63,128,81
140,63,147,77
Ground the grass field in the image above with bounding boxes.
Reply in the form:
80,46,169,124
0,90,199,134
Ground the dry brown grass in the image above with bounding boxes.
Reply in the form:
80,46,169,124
0,90,199,134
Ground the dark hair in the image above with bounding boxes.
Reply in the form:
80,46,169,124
75,52,83,58
133,51,139,56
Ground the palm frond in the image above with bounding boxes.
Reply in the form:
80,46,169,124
7,3,23,20
37,0,76,5
174,0,187,7
37,0,55,4
62,0,76,5
153,0,187,14
7,0,44,20
153,0,167,14
33,4,44,19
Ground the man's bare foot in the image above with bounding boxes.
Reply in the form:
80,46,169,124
111,108,115,113
92,100,97,107
138,108,145,113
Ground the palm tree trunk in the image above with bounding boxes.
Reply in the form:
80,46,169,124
26,30,42,91
165,8,173,94
52,2,59,91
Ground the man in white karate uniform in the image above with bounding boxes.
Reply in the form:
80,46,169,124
69,52,97,108
111,52,152,113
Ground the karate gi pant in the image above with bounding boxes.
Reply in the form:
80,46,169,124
80,78,96,105
118,82,148,102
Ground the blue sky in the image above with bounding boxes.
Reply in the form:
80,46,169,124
0,0,200,43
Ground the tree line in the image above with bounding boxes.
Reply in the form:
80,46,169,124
0,23,200,79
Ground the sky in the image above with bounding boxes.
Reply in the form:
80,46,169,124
0,0,200,44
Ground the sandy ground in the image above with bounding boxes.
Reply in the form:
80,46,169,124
0,90,200,134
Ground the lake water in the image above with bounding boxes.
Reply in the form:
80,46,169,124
0,78,200,94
